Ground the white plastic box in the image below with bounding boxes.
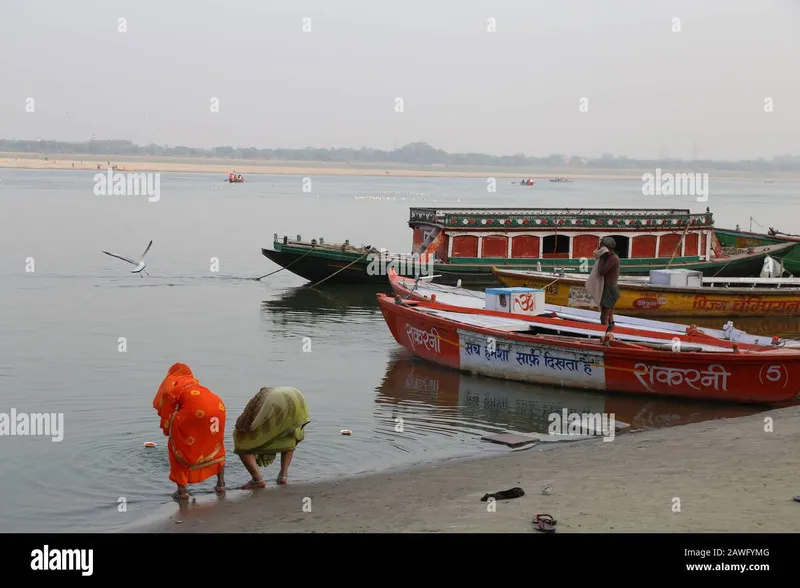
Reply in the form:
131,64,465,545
484,287,546,316
648,269,703,287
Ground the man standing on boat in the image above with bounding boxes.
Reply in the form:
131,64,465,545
597,236,621,332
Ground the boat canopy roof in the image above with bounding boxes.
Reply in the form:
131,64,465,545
409,207,714,230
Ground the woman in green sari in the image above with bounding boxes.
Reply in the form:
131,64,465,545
234,387,310,488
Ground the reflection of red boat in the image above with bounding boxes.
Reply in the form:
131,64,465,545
376,353,776,431
376,293,800,403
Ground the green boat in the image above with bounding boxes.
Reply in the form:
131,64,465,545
714,227,800,276
261,208,795,286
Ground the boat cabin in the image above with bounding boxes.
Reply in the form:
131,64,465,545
409,207,719,267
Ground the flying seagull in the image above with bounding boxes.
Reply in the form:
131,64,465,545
102,240,152,277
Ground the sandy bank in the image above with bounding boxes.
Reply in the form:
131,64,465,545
2,153,797,181
147,404,800,533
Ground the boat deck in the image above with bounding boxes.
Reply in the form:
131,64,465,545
415,306,739,353
395,277,800,347
499,269,800,289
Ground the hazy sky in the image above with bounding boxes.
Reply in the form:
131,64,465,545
1,0,798,159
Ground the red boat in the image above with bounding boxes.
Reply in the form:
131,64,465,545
376,293,800,404
386,268,800,349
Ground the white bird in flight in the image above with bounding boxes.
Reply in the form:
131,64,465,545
102,240,152,277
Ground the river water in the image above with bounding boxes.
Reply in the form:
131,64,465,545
0,168,797,531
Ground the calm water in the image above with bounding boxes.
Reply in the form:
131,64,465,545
0,168,798,532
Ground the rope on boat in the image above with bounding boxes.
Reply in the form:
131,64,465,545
253,244,317,280
305,248,373,288
666,216,692,269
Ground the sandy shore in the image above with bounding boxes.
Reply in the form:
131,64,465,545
147,404,800,533
2,153,798,181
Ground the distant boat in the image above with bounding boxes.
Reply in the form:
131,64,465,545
227,176,244,183
518,179,536,186
549,178,570,182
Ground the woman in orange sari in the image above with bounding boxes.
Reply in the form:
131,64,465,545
153,362,227,501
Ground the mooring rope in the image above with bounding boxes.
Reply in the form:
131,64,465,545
253,244,317,280
305,248,373,288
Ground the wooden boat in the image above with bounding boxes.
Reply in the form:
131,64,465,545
491,267,800,317
387,268,800,348
714,226,800,275
261,207,794,286
228,178,244,183
376,293,800,404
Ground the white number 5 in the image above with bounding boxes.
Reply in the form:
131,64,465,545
765,366,782,382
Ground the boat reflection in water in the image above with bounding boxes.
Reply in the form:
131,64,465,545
375,350,794,441
261,284,383,317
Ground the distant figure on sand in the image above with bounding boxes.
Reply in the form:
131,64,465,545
153,363,227,501
234,387,310,489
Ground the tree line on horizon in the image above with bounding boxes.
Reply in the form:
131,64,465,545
1,139,799,171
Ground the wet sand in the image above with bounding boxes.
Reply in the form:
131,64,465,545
3,153,798,180
147,404,800,533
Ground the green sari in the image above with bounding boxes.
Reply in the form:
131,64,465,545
233,387,310,467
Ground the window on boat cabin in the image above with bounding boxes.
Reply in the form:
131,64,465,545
541,234,570,258
631,235,656,258
572,234,600,259
481,235,509,258
451,235,478,257
658,233,683,257
607,235,629,259
511,235,540,258
684,232,700,256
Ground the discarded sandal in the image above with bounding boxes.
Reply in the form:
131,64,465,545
533,513,557,532
481,487,525,502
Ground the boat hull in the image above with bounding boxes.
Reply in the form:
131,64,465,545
491,268,800,316
377,295,800,404
715,227,800,274
262,240,788,286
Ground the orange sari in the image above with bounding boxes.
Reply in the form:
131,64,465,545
153,363,226,486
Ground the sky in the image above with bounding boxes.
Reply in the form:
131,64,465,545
0,0,798,160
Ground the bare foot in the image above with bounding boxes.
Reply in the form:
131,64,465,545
276,476,288,485
215,484,226,495
171,490,190,502
241,479,266,490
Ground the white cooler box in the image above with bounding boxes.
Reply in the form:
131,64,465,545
648,269,703,287
484,287,546,316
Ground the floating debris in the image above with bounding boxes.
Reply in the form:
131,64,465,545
144,442,157,447
341,429,352,436
481,432,538,448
